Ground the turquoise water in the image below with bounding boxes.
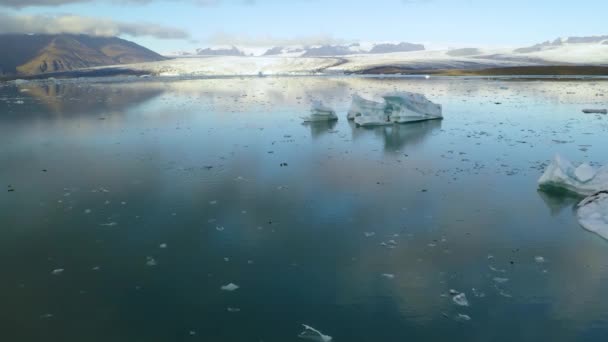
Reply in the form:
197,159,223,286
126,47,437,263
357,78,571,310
1,77,608,341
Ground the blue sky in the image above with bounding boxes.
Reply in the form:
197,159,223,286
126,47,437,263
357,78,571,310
2,0,607,52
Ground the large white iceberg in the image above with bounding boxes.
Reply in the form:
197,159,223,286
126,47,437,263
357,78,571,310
302,102,338,122
577,191,608,240
383,92,443,124
348,91,442,127
538,155,608,196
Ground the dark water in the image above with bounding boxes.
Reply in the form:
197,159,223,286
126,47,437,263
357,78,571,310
1,77,608,342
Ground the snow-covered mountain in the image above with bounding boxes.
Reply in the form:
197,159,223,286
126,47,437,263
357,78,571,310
187,42,426,58
195,46,247,56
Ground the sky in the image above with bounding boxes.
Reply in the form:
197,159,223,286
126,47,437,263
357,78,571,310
0,0,607,53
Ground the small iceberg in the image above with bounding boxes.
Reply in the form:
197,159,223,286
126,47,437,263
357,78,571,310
383,92,443,124
298,325,332,342
302,102,338,122
538,155,608,196
348,91,442,127
577,191,608,240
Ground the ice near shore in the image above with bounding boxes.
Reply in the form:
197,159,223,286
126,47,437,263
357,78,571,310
538,155,608,196
347,92,442,127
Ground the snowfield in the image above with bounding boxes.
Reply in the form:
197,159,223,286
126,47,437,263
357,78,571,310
86,42,608,77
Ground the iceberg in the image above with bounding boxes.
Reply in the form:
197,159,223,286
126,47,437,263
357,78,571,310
577,191,608,240
347,94,387,120
538,155,608,196
302,102,338,122
349,91,443,126
383,92,443,124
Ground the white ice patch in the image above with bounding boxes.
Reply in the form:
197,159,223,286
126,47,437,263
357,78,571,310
302,102,338,122
452,293,469,306
577,191,608,240
538,155,608,196
220,283,239,291
298,324,332,342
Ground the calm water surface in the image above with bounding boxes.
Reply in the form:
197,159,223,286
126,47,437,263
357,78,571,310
1,77,608,342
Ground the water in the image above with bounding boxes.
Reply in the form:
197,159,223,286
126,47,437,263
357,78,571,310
1,76,608,342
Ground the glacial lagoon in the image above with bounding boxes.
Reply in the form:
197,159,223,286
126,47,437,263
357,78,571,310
2,76,608,341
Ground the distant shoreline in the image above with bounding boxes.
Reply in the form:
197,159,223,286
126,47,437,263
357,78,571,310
2,65,608,82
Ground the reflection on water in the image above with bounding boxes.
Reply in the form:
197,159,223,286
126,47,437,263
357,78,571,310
1,77,608,342
349,119,442,152
304,120,338,138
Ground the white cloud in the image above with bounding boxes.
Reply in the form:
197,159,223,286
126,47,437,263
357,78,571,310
0,12,190,39
0,0,253,8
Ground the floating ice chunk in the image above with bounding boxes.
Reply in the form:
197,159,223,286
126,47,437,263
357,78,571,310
51,268,64,275
577,191,608,240
455,313,471,321
298,324,332,342
145,257,157,267
347,94,386,120
538,155,608,196
302,102,338,122
582,109,607,114
383,92,443,124
452,293,469,306
220,283,239,291
535,256,545,263
363,232,375,237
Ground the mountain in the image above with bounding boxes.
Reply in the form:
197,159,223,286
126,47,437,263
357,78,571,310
263,42,425,57
196,46,247,56
263,46,304,56
515,35,608,53
368,42,425,54
0,34,166,76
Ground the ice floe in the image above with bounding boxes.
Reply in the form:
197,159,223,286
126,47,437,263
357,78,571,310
298,324,332,342
577,191,608,240
538,155,608,196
